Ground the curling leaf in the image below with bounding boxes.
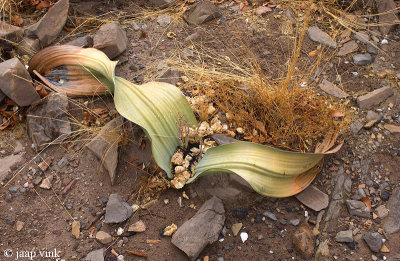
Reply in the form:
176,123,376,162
189,142,324,197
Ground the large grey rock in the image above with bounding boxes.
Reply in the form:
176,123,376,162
325,168,352,222
363,232,382,252
93,22,127,59
0,58,40,106
104,194,133,224
86,117,122,185
183,0,222,25
319,79,348,98
27,93,71,151
149,0,177,8
0,21,24,42
376,0,399,34
84,249,104,261
307,26,337,48
357,86,394,109
353,53,374,66
65,35,93,48
337,40,358,56
295,185,329,211
382,188,400,234
346,200,370,218
25,0,69,47
171,196,225,261
335,230,353,242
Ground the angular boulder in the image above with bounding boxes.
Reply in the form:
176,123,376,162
17,37,40,56
376,0,399,34
65,35,93,48
357,86,394,109
346,200,370,218
93,22,128,59
183,0,222,25
104,194,133,224
149,0,177,8
0,58,40,106
25,0,69,47
27,93,71,151
171,196,225,260
86,117,122,184
295,185,329,211
382,188,400,234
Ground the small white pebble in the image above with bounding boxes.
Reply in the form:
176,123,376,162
219,238,224,242
381,39,388,45
305,211,308,217
117,227,124,235
240,232,248,243
269,250,273,254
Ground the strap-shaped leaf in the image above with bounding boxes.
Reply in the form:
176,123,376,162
189,142,324,197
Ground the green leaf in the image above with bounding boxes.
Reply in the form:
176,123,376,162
189,142,324,197
114,77,198,178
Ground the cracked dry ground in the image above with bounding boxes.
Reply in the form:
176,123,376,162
1,1,400,261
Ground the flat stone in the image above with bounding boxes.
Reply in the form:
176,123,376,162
307,26,337,48
367,42,378,55
104,194,133,224
295,185,329,212
357,86,394,109
376,0,399,34
263,210,277,221
382,188,400,234
353,31,370,44
346,200,370,218
335,230,353,242
0,58,40,106
0,21,24,42
366,111,382,122
25,0,69,47
183,0,222,25
128,220,146,233
292,224,314,258
84,249,104,261
363,232,382,252
375,205,389,219
171,196,225,261
0,141,24,182
86,117,122,184
57,157,68,168
96,231,112,244
319,79,348,98
27,93,71,151
93,21,128,59
157,14,171,27
384,124,400,134
15,220,24,231
337,40,358,56
205,186,241,201
65,35,93,48
290,219,300,226
71,220,80,239
149,0,177,8
156,69,181,86
353,53,374,66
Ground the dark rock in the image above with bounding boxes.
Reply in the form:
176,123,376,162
382,187,400,234
381,190,390,201
376,0,399,34
363,232,382,252
346,200,370,218
357,86,394,109
232,208,248,219
104,194,133,224
65,35,93,48
171,196,225,261
156,69,181,86
346,241,356,250
307,26,337,48
84,248,104,261
86,117,122,184
5,218,15,225
0,58,40,106
353,53,374,66
25,0,69,47
292,224,314,258
93,22,128,59
183,0,222,25
27,93,71,151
